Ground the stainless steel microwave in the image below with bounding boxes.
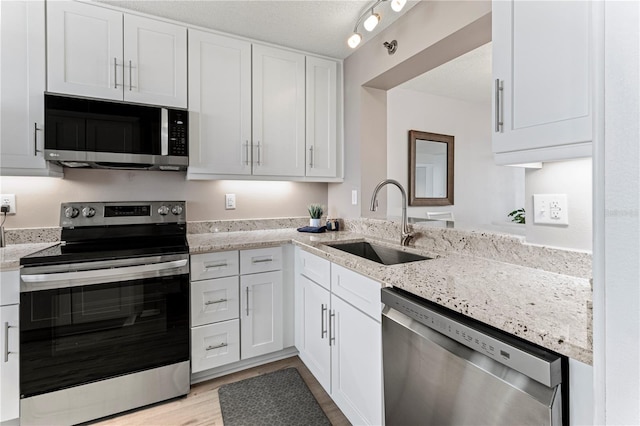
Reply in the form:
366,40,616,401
44,94,188,171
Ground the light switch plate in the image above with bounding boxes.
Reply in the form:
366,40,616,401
225,194,236,210
533,194,568,225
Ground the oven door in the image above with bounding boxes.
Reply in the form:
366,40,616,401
19,255,189,398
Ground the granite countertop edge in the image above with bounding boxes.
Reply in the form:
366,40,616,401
0,228,592,365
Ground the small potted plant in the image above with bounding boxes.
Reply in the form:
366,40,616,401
308,204,324,227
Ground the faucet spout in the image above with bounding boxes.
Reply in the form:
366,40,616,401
370,179,413,246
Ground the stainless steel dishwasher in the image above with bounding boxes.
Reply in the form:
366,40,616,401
382,287,567,426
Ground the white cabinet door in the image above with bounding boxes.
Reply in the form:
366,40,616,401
47,1,123,101
306,57,337,178
0,304,19,422
295,275,331,393
240,271,283,359
123,15,187,108
330,295,382,426
492,0,594,164
252,45,305,177
0,0,60,176
188,30,252,175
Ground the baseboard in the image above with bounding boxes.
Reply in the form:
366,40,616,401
190,347,299,384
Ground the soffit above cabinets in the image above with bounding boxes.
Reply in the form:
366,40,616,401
97,0,418,59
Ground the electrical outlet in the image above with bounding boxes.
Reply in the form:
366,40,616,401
533,194,568,225
225,193,236,210
351,190,358,205
0,194,16,215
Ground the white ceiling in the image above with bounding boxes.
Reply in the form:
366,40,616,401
98,0,419,60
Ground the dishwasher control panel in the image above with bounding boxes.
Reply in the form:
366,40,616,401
381,287,562,388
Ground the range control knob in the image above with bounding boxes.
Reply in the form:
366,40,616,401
64,207,80,219
158,205,170,216
82,207,96,218
171,205,183,215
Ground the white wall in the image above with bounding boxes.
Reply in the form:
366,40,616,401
330,1,492,219
386,88,524,230
0,169,328,228
525,158,593,251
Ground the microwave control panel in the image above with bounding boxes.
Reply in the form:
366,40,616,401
168,110,188,157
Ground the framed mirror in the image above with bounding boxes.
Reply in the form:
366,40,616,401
408,130,454,206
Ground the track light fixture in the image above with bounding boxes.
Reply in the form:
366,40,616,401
347,0,407,49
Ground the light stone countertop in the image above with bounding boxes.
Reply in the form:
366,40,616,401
0,243,59,271
188,229,593,364
0,227,592,364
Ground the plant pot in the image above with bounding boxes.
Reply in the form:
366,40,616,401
309,218,321,227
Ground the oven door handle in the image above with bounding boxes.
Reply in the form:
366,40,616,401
21,259,188,290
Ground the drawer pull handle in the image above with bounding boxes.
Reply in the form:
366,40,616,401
204,298,227,305
251,257,273,264
204,262,228,270
206,342,227,351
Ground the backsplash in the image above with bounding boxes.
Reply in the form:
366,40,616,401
3,227,61,245
188,217,310,233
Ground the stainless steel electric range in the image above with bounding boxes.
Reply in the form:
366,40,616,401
19,201,190,425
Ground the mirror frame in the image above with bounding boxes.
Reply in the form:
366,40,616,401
408,130,455,206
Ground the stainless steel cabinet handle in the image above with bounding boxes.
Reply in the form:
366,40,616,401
495,79,504,133
114,57,118,88
321,304,327,338
34,123,42,155
204,262,228,270
205,342,227,351
245,286,250,316
251,257,273,264
204,298,228,305
244,141,250,166
309,146,314,168
329,310,336,346
129,60,133,91
256,142,261,165
4,322,15,362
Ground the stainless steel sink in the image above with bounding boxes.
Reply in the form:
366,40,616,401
326,241,431,265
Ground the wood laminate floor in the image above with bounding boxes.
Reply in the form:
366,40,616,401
93,356,351,426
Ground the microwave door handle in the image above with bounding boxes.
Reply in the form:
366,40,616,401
21,259,188,291
161,108,169,156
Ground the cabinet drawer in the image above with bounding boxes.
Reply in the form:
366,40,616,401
240,247,282,275
331,264,382,321
191,251,239,281
298,249,330,290
191,319,240,373
191,276,239,327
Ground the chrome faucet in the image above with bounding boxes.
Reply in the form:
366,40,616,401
370,179,413,246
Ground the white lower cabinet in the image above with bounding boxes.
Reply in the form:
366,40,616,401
190,247,284,374
294,248,383,425
240,271,283,359
0,270,20,423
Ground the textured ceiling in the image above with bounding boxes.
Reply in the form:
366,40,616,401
98,0,418,59
399,42,492,104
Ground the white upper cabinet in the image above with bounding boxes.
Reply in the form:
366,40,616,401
252,44,306,177
306,57,337,178
492,0,597,165
47,1,187,108
0,0,62,176
188,30,252,175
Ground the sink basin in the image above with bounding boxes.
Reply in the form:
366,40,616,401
326,242,431,265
